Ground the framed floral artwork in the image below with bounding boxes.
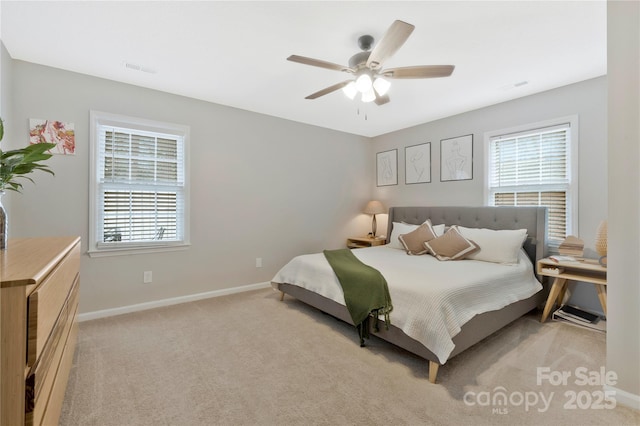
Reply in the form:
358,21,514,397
29,119,75,155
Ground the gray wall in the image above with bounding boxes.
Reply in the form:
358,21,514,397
0,43,10,128
371,76,608,314
1,42,13,195
607,0,640,404
8,60,372,313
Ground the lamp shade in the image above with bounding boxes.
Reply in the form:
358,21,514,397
373,77,391,96
342,81,357,100
363,200,385,215
361,88,376,103
355,73,373,93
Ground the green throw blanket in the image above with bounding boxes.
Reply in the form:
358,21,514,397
323,249,393,346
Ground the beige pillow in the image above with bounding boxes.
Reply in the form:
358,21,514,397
398,221,438,255
424,227,479,261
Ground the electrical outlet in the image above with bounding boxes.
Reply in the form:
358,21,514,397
143,271,152,283
255,258,262,268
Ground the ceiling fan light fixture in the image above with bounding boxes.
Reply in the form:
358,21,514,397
373,77,391,96
342,81,357,99
288,20,455,106
355,73,373,93
361,88,376,103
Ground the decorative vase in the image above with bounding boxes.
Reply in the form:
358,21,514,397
595,220,607,267
0,190,6,250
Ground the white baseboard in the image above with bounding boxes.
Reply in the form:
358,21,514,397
78,281,271,322
604,384,640,411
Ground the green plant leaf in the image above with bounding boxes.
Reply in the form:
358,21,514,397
0,121,56,192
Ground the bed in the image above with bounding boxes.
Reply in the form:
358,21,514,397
271,206,548,383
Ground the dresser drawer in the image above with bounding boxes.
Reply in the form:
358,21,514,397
39,319,78,426
27,276,79,426
27,242,80,367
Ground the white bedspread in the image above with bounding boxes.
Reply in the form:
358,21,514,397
271,246,542,364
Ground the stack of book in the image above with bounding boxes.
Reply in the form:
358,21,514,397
558,235,585,259
552,304,606,332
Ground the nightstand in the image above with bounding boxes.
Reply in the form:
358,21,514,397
346,236,386,249
537,258,607,323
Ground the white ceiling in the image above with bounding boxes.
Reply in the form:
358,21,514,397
1,1,606,138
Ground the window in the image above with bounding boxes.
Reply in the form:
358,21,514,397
89,111,189,256
485,116,578,251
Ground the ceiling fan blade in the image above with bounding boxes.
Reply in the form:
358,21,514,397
374,94,390,106
287,55,354,73
366,20,415,70
305,80,352,99
382,65,455,79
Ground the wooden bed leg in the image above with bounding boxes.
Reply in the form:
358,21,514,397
279,291,285,301
429,361,439,384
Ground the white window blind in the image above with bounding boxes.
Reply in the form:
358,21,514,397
487,121,575,250
90,111,189,255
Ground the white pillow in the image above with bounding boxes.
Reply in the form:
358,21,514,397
432,223,446,237
388,222,419,249
453,225,527,264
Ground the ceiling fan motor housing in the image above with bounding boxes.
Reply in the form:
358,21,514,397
349,51,371,69
358,34,374,51
348,35,375,69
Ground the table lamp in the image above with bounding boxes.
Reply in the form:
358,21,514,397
363,200,385,238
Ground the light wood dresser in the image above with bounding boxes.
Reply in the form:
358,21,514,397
1,236,81,426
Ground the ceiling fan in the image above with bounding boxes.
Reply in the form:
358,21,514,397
287,20,455,106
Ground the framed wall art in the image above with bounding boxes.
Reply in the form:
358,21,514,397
440,134,473,182
29,119,76,155
376,149,398,186
405,142,431,184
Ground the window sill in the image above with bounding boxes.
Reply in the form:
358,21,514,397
87,243,190,258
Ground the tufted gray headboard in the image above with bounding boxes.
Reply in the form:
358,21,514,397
386,206,548,269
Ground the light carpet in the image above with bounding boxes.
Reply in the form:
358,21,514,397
60,288,639,425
